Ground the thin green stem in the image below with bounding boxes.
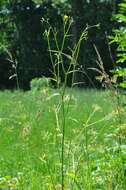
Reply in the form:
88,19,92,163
61,75,67,190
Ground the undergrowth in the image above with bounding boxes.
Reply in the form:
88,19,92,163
0,89,125,190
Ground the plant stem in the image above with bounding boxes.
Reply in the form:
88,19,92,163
61,75,67,190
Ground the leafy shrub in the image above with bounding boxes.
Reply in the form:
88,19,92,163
110,0,126,90
30,77,51,91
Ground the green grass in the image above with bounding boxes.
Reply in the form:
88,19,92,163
0,89,125,190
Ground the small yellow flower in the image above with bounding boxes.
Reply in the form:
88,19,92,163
63,15,69,22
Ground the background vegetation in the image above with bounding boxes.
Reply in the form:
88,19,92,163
0,0,120,90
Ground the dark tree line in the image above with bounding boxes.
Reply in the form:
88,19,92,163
0,0,120,90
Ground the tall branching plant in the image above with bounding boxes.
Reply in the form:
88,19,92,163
43,16,98,190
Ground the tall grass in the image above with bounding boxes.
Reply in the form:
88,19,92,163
0,89,120,190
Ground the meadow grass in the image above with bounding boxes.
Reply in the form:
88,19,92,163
0,88,125,190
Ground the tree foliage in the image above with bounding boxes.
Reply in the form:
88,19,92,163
0,0,117,89
110,0,126,89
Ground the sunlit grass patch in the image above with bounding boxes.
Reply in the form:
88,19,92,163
0,89,125,189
